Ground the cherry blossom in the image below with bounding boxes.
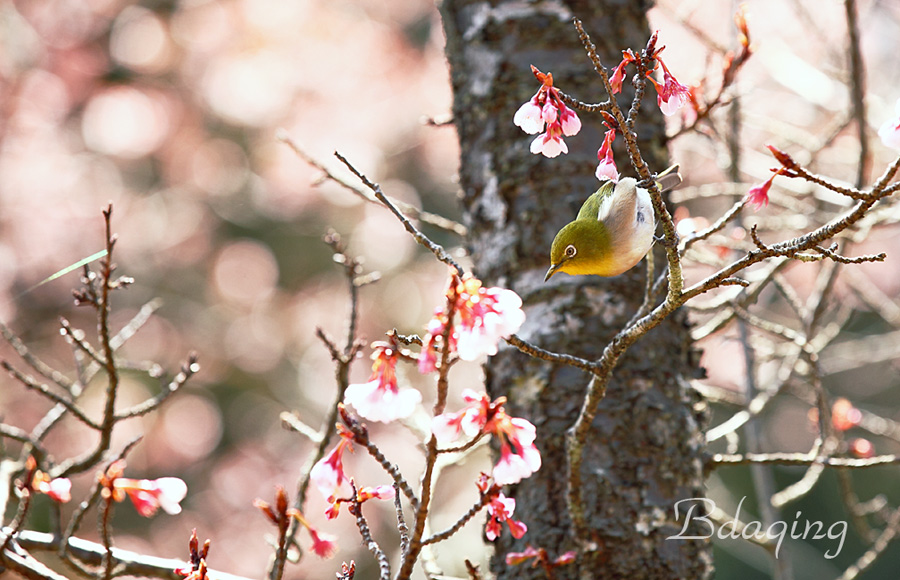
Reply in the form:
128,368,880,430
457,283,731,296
455,276,525,361
324,482,397,520
291,509,339,559
506,545,577,567
849,438,874,459
101,460,187,517
650,59,690,117
608,49,637,95
491,417,542,485
356,484,396,502
529,123,568,158
419,275,525,368
417,311,452,373
506,545,542,566
344,344,421,423
309,424,354,503
513,96,544,134
476,475,527,541
34,476,72,503
431,389,491,444
514,65,581,158
308,528,339,559
434,391,541,485
745,173,777,210
595,126,618,183
27,457,72,503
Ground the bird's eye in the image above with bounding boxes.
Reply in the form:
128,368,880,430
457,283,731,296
565,244,577,258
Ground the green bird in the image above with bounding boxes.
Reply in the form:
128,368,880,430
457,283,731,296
544,165,682,281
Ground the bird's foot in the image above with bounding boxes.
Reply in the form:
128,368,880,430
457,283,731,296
654,231,680,248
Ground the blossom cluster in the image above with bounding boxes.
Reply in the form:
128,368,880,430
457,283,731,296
418,274,526,370
434,389,541,485
342,275,525,427
307,274,535,550
477,474,527,541
513,65,582,158
514,34,691,184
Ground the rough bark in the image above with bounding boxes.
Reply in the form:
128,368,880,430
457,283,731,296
440,1,713,578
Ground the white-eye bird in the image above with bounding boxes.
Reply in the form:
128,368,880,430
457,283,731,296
544,165,682,281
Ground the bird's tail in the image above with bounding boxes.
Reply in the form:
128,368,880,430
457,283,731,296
655,163,683,193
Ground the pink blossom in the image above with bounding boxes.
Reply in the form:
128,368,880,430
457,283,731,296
831,398,862,432
541,101,558,124
558,106,581,136
485,492,527,541
98,461,186,517
345,345,421,423
308,528,339,559
292,510,339,559
418,311,451,373
324,502,341,520
745,173,776,211
488,414,541,485
513,97,544,134
115,477,188,517
42,478,73,503
455,277,525,361
309,427,354,502
651,60,690,117
436,391,541,484
849,438,875,459
493,440,542,485
506,545,576,567
324,481,398,519
514,65,581,157
357,485,395,501
609,60,628,94
595,127,618,183
878,99,900,150
419,276,525,368
32,473,72,503
529,124,568,158
432,389,491,444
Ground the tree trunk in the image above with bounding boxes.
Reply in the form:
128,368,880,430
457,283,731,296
440,1,713,578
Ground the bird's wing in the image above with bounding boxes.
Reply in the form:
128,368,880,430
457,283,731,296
575,180,616,222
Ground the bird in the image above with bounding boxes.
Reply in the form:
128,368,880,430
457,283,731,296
544,165,682,282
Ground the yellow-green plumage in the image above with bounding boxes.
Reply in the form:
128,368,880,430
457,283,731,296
545,165,682,281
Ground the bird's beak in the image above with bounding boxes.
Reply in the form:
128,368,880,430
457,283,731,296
544,263,561,282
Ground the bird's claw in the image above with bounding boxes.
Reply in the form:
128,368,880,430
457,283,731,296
654,232,679,248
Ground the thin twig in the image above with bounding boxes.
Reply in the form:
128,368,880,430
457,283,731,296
349,482,390,580
334,151,465,277
711,453,900,468
113,354,199,420
838,505,900,580
422,491,493,546
277,131,467,237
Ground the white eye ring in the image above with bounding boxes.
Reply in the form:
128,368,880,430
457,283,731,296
565,244,577,258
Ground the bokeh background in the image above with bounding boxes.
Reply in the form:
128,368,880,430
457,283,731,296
2,0,900,578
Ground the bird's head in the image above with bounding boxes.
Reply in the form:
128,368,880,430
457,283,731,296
544,219,612,281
